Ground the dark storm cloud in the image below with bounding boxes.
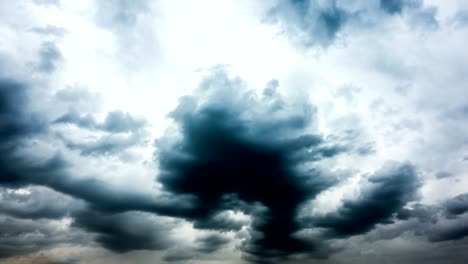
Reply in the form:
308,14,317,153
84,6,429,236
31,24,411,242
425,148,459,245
3,65,460,262
265,0,438,47
428,213,468,242
0,79,46,141
385,192,468,243
154,69,357,261
72,210,173,253
309,162,420,237
412,200,468,243
443,193,468,218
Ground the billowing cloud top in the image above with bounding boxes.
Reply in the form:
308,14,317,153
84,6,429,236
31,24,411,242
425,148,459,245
1,1,468,264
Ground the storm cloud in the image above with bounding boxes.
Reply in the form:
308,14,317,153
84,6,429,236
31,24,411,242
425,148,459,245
309,162,421,237
1,1,468,263
153,68,390,261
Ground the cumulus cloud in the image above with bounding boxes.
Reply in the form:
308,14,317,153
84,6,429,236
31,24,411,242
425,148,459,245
153,68,390,261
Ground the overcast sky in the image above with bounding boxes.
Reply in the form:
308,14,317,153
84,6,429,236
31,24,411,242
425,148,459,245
1,0,468,263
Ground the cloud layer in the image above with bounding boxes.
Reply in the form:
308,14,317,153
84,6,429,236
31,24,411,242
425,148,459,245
1,0,468,263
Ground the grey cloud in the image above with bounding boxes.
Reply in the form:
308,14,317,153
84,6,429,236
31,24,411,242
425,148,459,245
101,110,147,133
54,109,147,133
36,42,62,73
309,162,421,237
154,68,375,261
0,150,163,214
0,79,46,141
380,0,404,14
265,0,439,47
391,193,468,242
95,0,149,29
163,248,196,262
398,192,468,223
450,10,468,28
53,87,101,114
0,77,175,254
72,210,173,253
64,132,147,156
195,234,231,254
429,215,468,242
192,210,249,232
435,171,454,179
54,110,96,130
33,0,59,6
92,0,160,70
443,193,468,218
0,253,59,264
3,58,465,263
406,3,438,30
0,215,88,258
266,0,349,47
54,109,149,156
31,25,66,37
161,233,231,262
0,186,81,220
396,203,439,224
333,85,362,101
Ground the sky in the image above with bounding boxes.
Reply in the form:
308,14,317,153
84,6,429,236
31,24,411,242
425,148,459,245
1,0,468,263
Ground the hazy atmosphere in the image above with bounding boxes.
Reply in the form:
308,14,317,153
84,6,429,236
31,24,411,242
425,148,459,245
1,0,468,263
